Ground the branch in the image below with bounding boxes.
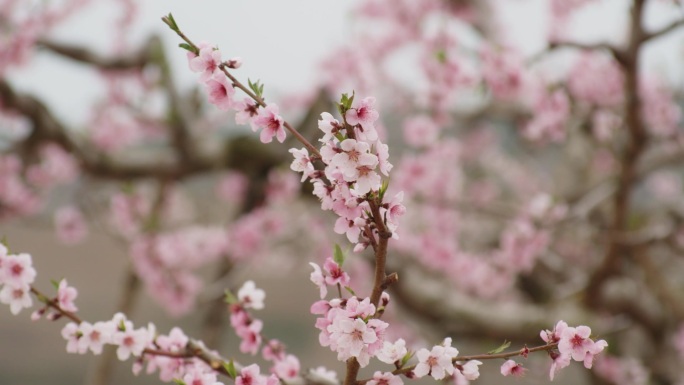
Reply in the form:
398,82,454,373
585,0,649,306
541,41,627,66
36,38,154,70
357,342,559,383
641,18,684,44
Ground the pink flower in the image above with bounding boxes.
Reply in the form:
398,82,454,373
236,364,267,385
226,56,243,69
335,318,378,358
61,322,81,354
112,327,151,361
323,258,350,287
459,360,482,380
289,148,315,182
334,216,364,244
238,319,263,355
332,139,372,179
375,140,393,176
318,112,342,143
383,192,406,233
272,354,300,381
262,339,286,362
308,366,339,385
234,98,260,126
541,320,568,344
238,280,265,310
78,321,114,355
367,371,403,385
190,45,222,81
583,339,607,369
205,72,235,110
376,339,407,364
548,351,571,380
500,360,526,377
57,279,78,312
252,104,286,144
0,253,36,288
309,263,328,299
54,206,88,245
346,97,379,141
0,283,32,315
413,338,459,380
184,366,221,385
559,325,593,362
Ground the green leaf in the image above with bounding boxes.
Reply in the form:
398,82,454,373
338,91,355,114
178,43,198,55
344,286,356,296
162,13,179,31
379,178,390,200
333,244,345,266
488,340,511,354
224,289,238,305
51,279,61,290
172,378,186,385
247,79,264,99
435,50,447,63
400,351,414,367
223,360,237,379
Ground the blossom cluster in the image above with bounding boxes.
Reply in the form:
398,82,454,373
61,314,238,385
290,99,405,250
414,337,481,382
228,281,302,382
188,43,288,144
311,295,394,367
540,321,608,380
0,244,36,314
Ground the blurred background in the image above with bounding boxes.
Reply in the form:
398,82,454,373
2,1,684,385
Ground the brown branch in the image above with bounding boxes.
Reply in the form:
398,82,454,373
36,38,153,70
545,41,627,66
357,342,559,383
39,36,197,164
585,0,649,307
219,66,322,158
641,18,684,44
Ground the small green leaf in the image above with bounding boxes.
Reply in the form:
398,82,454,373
172,378,186,385
400,351,414,367
224,289,238,305
51,279,61,290
435,50,447,63
333,244,345,266
247,79,264,99
338,91,355,114
178,43,198,55
223,360,237,379
118,319,126,332
379,178,390,200
488,340,511,354
344,286,356,296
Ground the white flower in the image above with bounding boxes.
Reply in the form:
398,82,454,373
238,280,265,310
